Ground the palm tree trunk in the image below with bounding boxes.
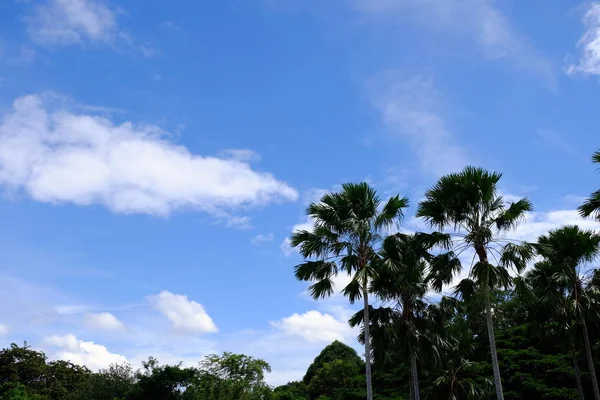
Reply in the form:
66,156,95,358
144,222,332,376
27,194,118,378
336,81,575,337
476,244,504,400
572,345,585,400
363,282,373,400
581,316,600,400
484,287,504,400
409,346,420,400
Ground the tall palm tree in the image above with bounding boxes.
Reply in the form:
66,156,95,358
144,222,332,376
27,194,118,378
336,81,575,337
290,182,409,400
349,233,459,400
417,166,534,400
536,226,600,400
579,150,600,221
525,260,586,400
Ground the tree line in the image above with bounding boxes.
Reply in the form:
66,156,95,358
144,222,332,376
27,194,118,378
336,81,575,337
2,150,600,400
289,150,600,400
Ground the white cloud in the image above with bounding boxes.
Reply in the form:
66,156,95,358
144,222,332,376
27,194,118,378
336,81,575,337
83,312,125,331
567,3,600,76
44,334,128,370
225,215,252,229
0,95,297,217
0,323,8,336
271,310,353,343
367,73,468,176
251,233,274,245
26,0,117,46
148,291,218,335
508,210,600,242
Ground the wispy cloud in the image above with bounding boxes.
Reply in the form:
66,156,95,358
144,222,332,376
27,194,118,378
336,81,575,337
366,72,468,176
354,0,554,85
567,2,600,76
24,0,155,56
0,94,297,217
26,0,118,47
536,130,577,156
251,233,274,245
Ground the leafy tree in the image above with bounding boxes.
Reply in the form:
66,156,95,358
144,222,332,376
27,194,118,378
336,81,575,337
579,150,600,221
194,352,272,399
44,360,90,400
417,166,534,400
0,384,45,400
291,182,408,400
0,343,48,396
303,341,362,385
131,357,197,400
73,363,135,400
272,382,308,400
307,360,363,400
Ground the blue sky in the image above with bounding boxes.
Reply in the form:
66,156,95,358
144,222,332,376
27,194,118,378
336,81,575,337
1,0,600,385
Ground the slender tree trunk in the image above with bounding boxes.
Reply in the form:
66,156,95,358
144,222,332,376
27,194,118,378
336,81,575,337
581,316,600,400
484,286,504,400
476,244,504,400
572,344,585,400
409,345,420,400
363,281,373,400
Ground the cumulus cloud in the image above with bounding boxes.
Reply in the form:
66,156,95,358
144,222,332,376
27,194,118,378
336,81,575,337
26,0,117,46
271,310,353,343
367,73,468,176
83,312,125,331
508,210,600,242
0,95,297,217
44,334,128,370
0,324,8,336
148,291,218,335
567,3,600,76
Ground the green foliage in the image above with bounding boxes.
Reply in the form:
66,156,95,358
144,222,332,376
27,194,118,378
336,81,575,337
272,382,308,400
308,360,364,400
303,341,363,384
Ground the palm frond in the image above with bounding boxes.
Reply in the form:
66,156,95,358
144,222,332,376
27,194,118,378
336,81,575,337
427,252,462,292
374,195,408,230
308,278,335,299
500,242,537,273
494,198,533,231
294,261,337,282
579,190,600,221
454,278,477,300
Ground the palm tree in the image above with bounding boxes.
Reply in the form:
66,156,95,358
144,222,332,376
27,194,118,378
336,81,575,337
536,226,600,400
525,260,586,400
579,150,600,221
417,166,534,400
290,182,409,400
349,233,459,400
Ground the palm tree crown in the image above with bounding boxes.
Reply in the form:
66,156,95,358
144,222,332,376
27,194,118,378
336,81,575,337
579,150,600,221
416,166,534,400
291,182,408,300
290,182,409,400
